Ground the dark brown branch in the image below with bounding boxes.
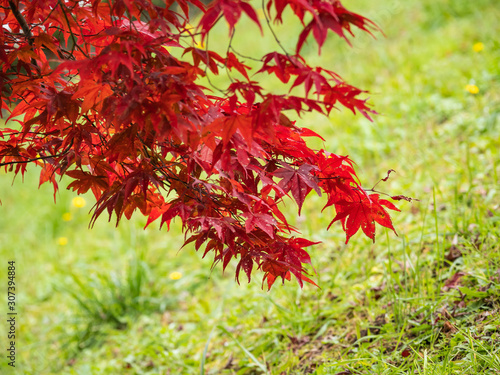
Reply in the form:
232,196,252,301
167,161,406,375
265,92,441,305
8,0,33,45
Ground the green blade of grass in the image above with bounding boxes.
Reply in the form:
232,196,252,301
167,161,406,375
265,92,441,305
218,325,268,373
200,327,216,375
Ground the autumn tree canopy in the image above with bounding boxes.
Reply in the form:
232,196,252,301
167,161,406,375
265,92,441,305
0,0,405,289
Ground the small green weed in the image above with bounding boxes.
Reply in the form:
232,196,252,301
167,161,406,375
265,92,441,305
60,253,174,355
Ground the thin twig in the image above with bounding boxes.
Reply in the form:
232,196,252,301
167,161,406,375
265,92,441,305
229,46,262,62
262,0,289,56
0,149,71,167
57,0,90,58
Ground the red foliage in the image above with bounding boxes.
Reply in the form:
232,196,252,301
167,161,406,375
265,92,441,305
0,0,404,289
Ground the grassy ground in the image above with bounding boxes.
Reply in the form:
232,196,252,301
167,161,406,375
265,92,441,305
1,0,500,373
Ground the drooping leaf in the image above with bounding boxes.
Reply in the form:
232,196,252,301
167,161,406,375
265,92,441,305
329,193,400,243
273,164,321,214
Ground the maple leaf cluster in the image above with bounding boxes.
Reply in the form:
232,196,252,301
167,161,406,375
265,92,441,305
0,0,402,289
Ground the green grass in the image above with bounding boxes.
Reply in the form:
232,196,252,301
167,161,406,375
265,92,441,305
1,0,500,373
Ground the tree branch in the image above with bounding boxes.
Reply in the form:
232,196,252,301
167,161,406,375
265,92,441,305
8,0,33,45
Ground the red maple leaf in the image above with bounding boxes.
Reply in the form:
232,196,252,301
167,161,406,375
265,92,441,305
329,193,400,243
273,164,322,215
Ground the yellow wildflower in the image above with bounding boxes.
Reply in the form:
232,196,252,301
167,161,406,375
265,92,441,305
62,212,72,221
473,42,484,52
465,84,479,94
58,237,68,246
72,196,86,208
169,271,182,280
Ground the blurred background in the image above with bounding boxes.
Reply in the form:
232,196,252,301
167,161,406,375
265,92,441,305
1,0,499,373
